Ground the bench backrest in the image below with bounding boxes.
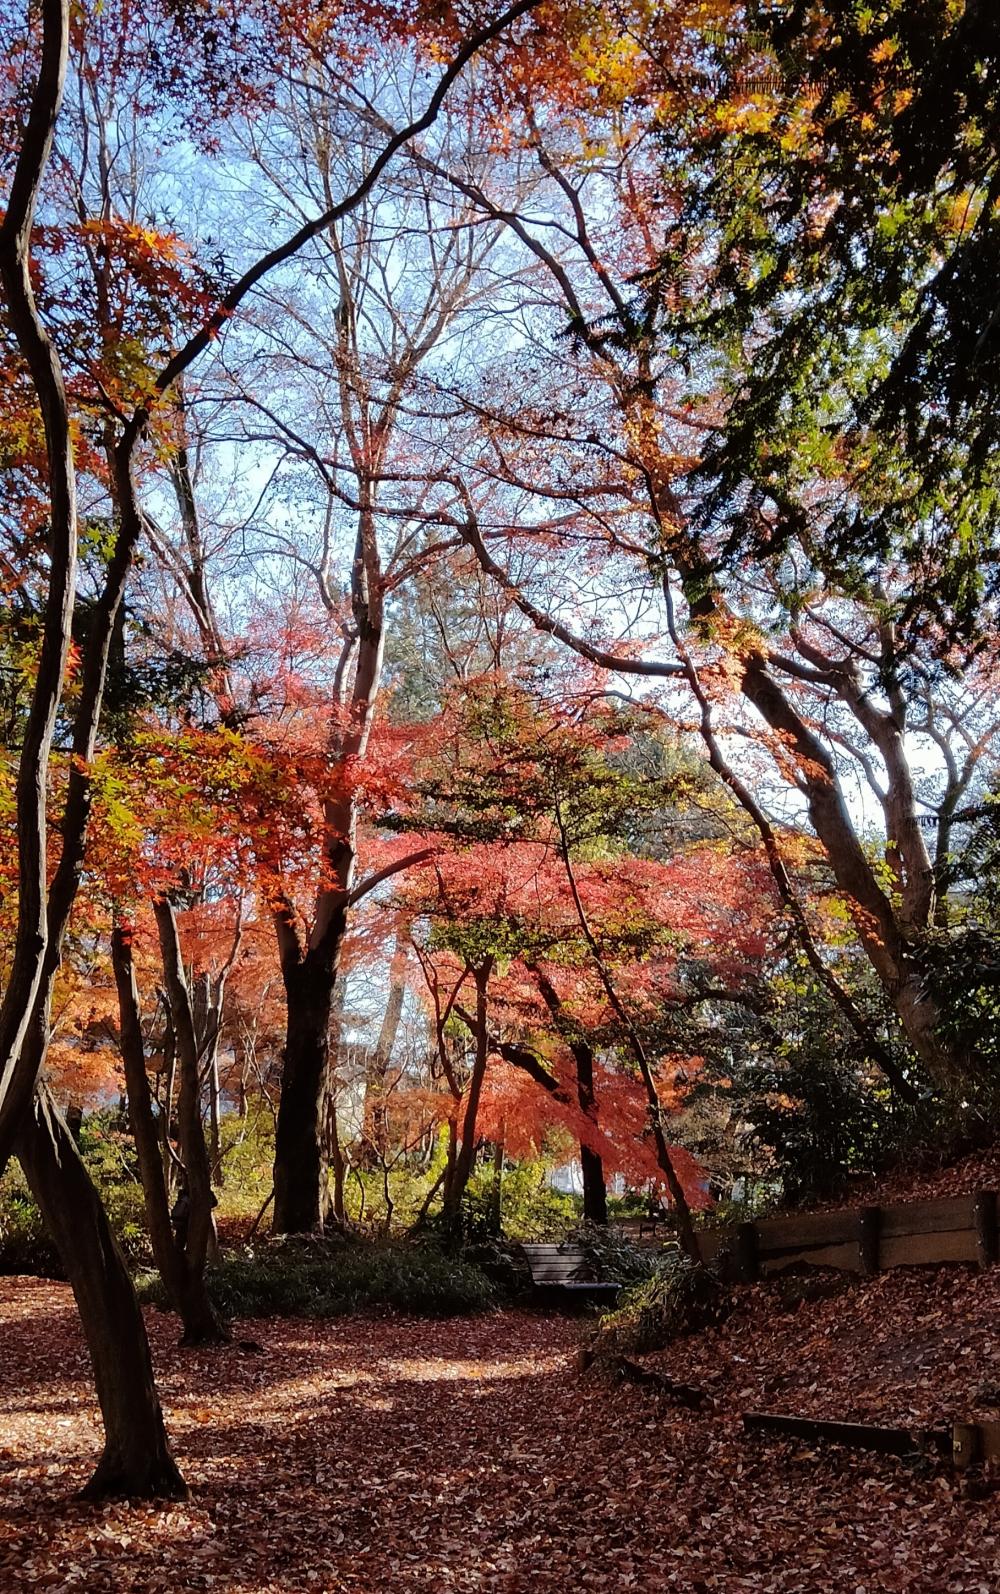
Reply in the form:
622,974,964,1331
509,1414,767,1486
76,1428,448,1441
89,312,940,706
520,1243,593,1284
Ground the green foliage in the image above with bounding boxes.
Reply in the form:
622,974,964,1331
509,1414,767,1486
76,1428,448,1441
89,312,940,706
920,926,1000,1091
651,0,1000,629
216,1112,276,1221
0,1166,61,1278
572,1221,669,1288
137,1237,497,1319
97,1179,151,1267
715,1005,989,1206
737,1047,900,1207
0,1114,151,1275
591,1255,729,1356
464,1158,580,1241
922,803,1000,1088
75,1113,152,1265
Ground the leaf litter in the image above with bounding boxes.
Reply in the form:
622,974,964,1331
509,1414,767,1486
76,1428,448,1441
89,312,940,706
1,1271,999,1592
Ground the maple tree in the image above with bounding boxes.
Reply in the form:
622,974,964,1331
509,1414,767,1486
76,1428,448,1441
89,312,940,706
386,676,771,1245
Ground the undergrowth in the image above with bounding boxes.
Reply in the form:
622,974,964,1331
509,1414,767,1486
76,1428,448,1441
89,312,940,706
136,1237,498,1319
589,1255,730,1357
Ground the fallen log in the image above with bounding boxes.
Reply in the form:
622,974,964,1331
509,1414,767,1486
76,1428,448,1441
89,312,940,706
743,1410,949,1458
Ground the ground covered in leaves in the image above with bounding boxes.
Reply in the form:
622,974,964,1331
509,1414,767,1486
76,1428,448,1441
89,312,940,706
2,1271,999,1593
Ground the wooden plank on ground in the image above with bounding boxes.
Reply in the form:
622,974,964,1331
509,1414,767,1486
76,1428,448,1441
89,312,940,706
880,1229,979,1268
953,1421,1000,1468
975,1190,999,1268
880,1196,975,1238
743,1411,940,1456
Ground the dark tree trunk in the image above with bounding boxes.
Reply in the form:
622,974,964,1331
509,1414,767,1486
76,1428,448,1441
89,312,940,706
273,940,338,1233
16,1087,186,1500
441,962,492,1235
580,1145,608,1226
528,964,608,1225
574,1046,607,1226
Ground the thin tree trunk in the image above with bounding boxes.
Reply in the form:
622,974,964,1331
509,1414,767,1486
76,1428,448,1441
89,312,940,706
442,962,492,1235
554,808,700,1260
112,922,226,1345
16,1087,186,1500
154,899,230,1344
528,964,608,1224
362,936,408,1165
319,979,348,1227
208,1045,221,1177
329,1088,347,1225
490,1133,504,1230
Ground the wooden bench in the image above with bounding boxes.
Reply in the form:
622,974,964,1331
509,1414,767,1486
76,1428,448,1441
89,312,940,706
520,1243,620,1303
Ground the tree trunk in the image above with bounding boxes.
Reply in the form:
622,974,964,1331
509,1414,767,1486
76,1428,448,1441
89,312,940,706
490,1134,504,1230
736,650,961,1088
441,962,492,1235
528,964,608,1225
154,899,230,1344
16,1087,186,1500
328,1086,347,1225
362,936,408,1166
273,939,339,1233
580,1145,608,1226
553,814,701,1260
208,1044,222,1177
112,922,227,1346
319,979,348,1227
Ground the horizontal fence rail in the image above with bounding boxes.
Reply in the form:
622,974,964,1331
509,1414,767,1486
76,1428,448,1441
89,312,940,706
690,1190,1000,1282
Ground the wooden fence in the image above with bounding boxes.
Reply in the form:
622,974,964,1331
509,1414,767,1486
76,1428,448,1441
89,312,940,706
688,1190,1000,1282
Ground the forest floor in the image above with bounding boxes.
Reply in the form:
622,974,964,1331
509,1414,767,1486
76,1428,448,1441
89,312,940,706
2,1266,1000,1593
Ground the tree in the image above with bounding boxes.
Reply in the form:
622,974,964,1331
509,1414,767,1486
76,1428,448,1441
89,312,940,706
648,0,1000,624
393,676,768,1241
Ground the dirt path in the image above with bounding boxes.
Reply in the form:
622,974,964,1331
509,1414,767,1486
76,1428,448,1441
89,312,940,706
0,1276,997,1592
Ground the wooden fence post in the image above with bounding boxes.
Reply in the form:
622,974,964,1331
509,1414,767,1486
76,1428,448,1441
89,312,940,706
974,1190,998,1269
734,1221,760,1284
858,1205,881,1277
953,1423,982,1470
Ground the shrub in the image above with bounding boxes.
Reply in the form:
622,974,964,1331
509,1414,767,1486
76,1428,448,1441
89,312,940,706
590,1255,729,1357
0,1112,151,1276
137,1236,497,1319
0,1168,62,1278
465,1158,580,1241
572,1221,671,1288
215,1112,276,1222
